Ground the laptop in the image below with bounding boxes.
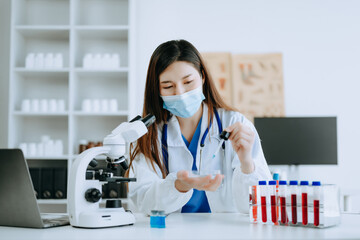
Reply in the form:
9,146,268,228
0,149,69,228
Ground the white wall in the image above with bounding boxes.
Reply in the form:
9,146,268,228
0,0,10,148
135,0,360,206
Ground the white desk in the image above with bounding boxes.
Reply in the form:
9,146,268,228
1,213,360,239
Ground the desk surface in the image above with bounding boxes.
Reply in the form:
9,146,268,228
1,213,360,239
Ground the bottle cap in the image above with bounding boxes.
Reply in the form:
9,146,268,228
300,181,309,186
289,180,298,185
279,180,287,185
268,180,276,185
312,181,321,186
272,173,279,180
258,181,267,185
220,130,230,140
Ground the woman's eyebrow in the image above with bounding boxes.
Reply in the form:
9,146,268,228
160,80,172,84
160,74,193,84
182,74,192,79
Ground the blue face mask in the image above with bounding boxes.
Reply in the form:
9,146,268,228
161,86,205,118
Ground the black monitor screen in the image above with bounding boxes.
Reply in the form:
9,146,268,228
254,117,337,165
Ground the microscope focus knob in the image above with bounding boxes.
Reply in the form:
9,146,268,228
85,188,102,203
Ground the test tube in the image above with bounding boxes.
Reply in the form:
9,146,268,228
279,181,288,224
251,185,258,223
300,181,309,225
259,181,267,223
290,180,298,225
312,181,321,227
273,173,280,225
269,180,278,224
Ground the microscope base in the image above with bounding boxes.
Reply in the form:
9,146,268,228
73,208,136,228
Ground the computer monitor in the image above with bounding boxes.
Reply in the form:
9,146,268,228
254,117,337,165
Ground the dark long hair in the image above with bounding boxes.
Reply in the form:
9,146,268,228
126,39,234,178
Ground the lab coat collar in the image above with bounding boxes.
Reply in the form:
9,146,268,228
165,103,220,147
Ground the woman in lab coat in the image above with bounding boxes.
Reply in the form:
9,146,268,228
127,39,271,214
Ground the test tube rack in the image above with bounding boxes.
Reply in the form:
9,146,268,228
249,182,341,228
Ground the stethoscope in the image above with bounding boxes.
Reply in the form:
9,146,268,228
161,108,224,175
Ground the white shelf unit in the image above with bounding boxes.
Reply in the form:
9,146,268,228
8,0,136,205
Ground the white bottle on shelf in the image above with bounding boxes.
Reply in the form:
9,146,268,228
82,99,92,112
40,99,48,112
54,53,63,69
49,99,57,112
44,53,54,68
31,99,40,112
37,142,44,156
35,53,44,69
94,54,102,70
83,53,93,69
21,99,31,112
103,53,111,69
93,99,100,112
54,140,63,156
101,99,109,112
57,99,65,112
19,143,28,156
109,99,118,112
25,53,35,69
28,143,37,156
44,139,54,156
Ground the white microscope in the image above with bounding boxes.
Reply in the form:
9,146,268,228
68,114,155,228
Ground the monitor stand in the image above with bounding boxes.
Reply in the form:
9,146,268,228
288,164,300,180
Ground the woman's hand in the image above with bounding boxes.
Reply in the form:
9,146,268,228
175,170,224,193
225,122,255,174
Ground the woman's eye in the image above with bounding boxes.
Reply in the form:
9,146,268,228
185,80,193,84
163,86,173,89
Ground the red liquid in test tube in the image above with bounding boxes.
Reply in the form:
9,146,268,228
291,194,297,224
300,181,309,225
261,196,267,223
313,181,321,227
259,181,267,223
314,200,320,226
280,197,286,224
302,193,308,225
289,180,298,225
271,195,277,223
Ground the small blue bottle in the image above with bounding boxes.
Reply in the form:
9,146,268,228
150,210,166,228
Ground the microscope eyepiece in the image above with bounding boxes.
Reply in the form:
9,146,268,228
141,114,156,127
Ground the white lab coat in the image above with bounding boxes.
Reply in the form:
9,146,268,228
128,103,271,215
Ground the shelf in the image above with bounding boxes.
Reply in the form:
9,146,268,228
26,155,69,160
13,0,70,26
14,111,69,116
37,199,67,204
15,25,70,30
13,71,69,111
13,29,69,68
73,111,129,116
8,0,134,210
74,26,129,31
15,67,70,73
15,28,69,39
74,29,128,68
11,116,68,153
74,68,129,73
36,198,128,205
72,116,127,154
75,0,129,26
